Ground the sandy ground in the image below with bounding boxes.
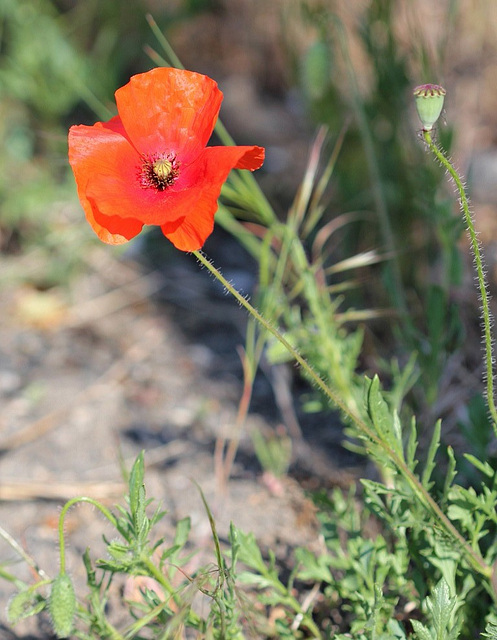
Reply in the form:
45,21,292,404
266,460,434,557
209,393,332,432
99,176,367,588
3,1,497,636
0,230,360,638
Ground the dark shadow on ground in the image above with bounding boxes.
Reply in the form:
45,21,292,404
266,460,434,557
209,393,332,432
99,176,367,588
133,225,362,482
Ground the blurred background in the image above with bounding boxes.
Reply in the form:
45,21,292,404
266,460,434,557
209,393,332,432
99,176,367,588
2,0,497,633
2,0,497,442
2,0,497,281
1,0,497,281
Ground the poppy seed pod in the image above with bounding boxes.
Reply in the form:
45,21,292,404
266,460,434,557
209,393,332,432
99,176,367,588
413,84,446,132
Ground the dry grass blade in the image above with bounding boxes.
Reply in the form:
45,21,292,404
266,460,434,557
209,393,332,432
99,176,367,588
0,481,124,502
326,249,394,275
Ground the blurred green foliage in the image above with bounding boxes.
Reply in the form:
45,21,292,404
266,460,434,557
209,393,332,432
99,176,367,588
3,2,497,637
289,0,473,426
0,0,214,283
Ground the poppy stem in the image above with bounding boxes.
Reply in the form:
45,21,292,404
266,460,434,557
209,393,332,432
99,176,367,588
193,251,353,415
193,249,493,582
422,129,497,435
57,497,117,574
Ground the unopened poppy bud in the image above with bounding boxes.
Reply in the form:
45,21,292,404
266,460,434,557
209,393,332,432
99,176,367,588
413,84,446,131
49,573,76,638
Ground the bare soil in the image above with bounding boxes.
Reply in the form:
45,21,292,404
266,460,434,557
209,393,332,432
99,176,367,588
0,228,361,638
2,1,497,637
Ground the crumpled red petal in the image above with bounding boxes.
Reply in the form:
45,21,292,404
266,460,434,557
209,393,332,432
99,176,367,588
160,145,265,251
68,118,143,244
115,67,223,162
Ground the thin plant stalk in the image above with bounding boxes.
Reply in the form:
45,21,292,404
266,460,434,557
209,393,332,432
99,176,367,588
0,524,50,581
215,344,256,492
193,249,494,586
422,129,497,434
57,497,117,575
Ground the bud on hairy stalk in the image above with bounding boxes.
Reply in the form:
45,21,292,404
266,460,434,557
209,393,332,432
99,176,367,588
413,83,446,131
414,84,497,434
49,573,76,638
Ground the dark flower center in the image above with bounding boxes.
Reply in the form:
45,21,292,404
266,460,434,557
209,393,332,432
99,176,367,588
139,153,180,191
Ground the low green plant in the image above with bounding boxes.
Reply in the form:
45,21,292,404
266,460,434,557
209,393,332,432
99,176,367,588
5,3,497,638
4,139,497,636
2,452,326,638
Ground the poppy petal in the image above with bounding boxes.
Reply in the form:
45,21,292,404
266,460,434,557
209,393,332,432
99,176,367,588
68,69,265,251
161,215,213,252
232,145,266,170
89,205,144,243
160,145,265,251
68,118,143,244
69,118,187,227
115,67,223,162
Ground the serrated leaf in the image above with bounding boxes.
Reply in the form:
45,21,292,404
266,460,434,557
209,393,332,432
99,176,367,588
447,485,481,528
229,521,240,569
129,451,145,525
464,453,494,478
386,617,409,639
295,547,333,583
160,544,181,561
442,446,457,503
366,376,390,435
365,375,402,454
482,622,497,639
427,555,457,599
411,619,434,640
232,528,266,573
428,579,454,633
107,540,131,558
134,484,148,535
422,419,441,489
235,571,275,590
392,410,403,453
150,505,167,528
83,548,98,588
406,416,418,469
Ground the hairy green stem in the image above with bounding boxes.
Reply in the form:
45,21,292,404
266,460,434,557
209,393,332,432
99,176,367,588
194,250,361,426
423,129,497,434
193,249,493,584
58,497,117,574
141,555,175,596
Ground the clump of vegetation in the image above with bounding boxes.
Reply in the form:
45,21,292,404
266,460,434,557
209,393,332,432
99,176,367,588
3,1,497,637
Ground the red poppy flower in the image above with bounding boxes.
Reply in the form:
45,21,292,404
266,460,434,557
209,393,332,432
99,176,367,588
68,67,265,251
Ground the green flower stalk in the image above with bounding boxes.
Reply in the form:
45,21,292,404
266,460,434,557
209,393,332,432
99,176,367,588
193,251,493,580
414,84,497,433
